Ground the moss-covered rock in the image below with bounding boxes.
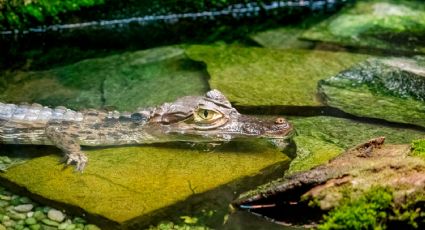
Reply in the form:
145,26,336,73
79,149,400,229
0,46,209,111
301,0,425,53
0,141,289,229
185,45,367,107
318,57,425,128
250,27,314,50
233,140,425,228
287,116,425,174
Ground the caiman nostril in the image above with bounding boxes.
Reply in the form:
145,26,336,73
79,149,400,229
275,117,286,124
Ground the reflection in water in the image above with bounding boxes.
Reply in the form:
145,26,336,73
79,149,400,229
0,0,346,35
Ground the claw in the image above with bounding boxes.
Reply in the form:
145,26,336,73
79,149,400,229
65,152,88,172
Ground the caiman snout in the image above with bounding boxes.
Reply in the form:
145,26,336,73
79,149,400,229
240,116,293,139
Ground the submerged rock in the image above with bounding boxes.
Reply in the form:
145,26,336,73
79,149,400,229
0,141,289,229
302,0,425,53
0,46,209,111
319,56,425,127
232,137,425,228
186,45,366,107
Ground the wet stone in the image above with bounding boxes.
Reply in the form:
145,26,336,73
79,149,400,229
318,57,425,127
301,0,425,53
14,204,34,213
47,209,65,222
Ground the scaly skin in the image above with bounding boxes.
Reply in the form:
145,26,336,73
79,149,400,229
0,90,293,171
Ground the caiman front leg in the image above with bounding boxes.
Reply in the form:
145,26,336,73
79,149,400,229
46,125,88,172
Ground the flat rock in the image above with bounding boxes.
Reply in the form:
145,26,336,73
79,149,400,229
185,45,367,107
318,57,425,128
301,0,425,53
0,141,289,229
0,46,209,111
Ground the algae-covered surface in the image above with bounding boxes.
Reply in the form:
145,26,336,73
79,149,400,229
301,0,425,53
319,57,425,128
0,141,289,228
250,27,314,50
287,116,425,174
185,45,367,107
233,141,425,228
0,46,209,111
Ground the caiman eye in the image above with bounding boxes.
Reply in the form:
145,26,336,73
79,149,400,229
195,109,222,123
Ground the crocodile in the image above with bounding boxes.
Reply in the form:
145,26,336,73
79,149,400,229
0,90,293,171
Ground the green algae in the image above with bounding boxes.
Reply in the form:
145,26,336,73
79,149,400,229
0,46,209,111
411,139,425,159
319,57,425,128
0,141,288,228
287,116,425,174
318,187,394,230
302,0,425,53
185,45,367,107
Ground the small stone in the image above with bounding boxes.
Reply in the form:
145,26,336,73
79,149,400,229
24,217,37,225
27,212,34,218
41,224,58,230
2,220,14,227
47,209,65,222
0,195,11,201
29,224,41,230
0,224,5,230
65,224,76,230
32,211,45,221
15,224,24,230
75,223,85,229
42,207,50,213
2,215,10,221
41,219,59,226
58,223,69,230
8,212,26,220
14,204,34,213
83,224,100,230
0,201,9,208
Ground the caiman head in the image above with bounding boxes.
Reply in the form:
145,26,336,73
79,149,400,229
137,90,293,145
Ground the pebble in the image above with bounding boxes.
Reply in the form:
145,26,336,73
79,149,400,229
47,209,65,222
33,211,45,221
14,204,34,212
24,217,37,225
58,223,69,229
29,224,41,230
0,201,8,207
41,219,59,226
0,224,5,230
65,224,76,230
27,212,34,218
84,224,101,230
8,212,26,220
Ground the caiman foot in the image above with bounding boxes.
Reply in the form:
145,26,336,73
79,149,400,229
63,151,88,172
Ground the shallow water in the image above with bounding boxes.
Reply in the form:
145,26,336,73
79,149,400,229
1,0,425,229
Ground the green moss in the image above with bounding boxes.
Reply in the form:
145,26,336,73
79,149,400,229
186,45,367,107
318,187,393,230
411,139,425,159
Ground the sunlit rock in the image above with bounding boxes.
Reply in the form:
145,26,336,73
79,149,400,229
318,56,425,127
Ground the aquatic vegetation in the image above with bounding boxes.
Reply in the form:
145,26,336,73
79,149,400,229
411,139,425,159
0,0,105,29
318,187,393,230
